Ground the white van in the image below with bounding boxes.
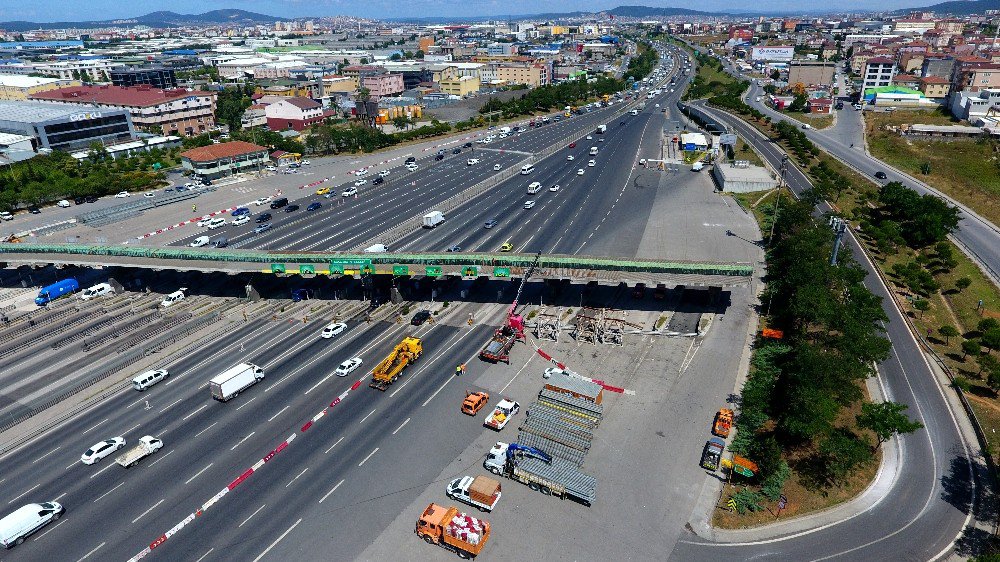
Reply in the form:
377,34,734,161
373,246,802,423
364,244,388,253
190,236,210,247
80,283,113,301
0,502,64,549
520,164,534,175
590,147,599,156
133,369,169,391
160,288,187,307
206,217,226,230
527,182,542,194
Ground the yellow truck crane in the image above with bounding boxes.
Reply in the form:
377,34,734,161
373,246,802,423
370,336,422,391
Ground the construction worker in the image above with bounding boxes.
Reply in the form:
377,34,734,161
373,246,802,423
456,364,464,377
192,204,197,212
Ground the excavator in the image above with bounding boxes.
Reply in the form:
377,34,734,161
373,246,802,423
478,252,541,363
370,336,422,391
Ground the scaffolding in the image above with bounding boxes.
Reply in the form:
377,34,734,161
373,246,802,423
533,307,562,342
571,307,643,346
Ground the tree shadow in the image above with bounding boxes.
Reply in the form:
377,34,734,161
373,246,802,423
940,454,974,515
946,449,1000,558
968,385,997,399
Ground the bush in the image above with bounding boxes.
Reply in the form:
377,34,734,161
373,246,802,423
731,488,764,514
760,461,791,501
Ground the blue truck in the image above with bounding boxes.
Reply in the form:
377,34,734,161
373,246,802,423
35,278,79,305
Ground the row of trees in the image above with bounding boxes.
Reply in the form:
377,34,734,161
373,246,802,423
478,76,625,120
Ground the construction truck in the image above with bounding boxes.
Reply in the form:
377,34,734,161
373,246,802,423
483,399,520,431
483,442,596,506
479,326,518,363
370,336,422,391
713,408,733,438
416,503,491,558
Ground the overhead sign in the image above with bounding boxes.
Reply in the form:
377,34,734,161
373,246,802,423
329,264,344,275
331,259,371,267
270,264,285,274
720,133,737,146
494,267,510,278
751,46,794,62
299,264,315,275
425,266,442,277
462,266,478,277
392,265,409,276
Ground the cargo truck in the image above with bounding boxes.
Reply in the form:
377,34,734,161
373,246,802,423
115,435,163,468
371,337,422,390
422,211,445,228
478,326,518,363
210,362,265,401
416,503,491,559
596,124,607,134
483,399,520,431
35,278,79,305
484,442,596,506
446,475,502,512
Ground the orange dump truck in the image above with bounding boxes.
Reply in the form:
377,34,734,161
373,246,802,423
713,408,733,438
416,503,491,559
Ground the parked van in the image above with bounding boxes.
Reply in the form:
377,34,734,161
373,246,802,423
0,502,63,549
160,288,186,307
132,369,168,391
80,283,113,301
364,244,388,253
35,278,79,306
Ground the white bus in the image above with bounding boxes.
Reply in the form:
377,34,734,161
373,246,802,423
520,164,534,175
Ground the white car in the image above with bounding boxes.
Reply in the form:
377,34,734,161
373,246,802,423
355,168,369,176
143,192,155,198
0,211,12,220
467,158,480,165
379,169,391,177
253,196,273,206
577,169,585,175
406,163,418,171
549,184,561,192
544,367,565,378
196,217,212,227
265,166,277,172
335,357,363,376
493,163,502,171
342,187,358,197
232,215,250,226
160,288,186,307
190,236,210,247
81,437,126,465
115,191,130,198
57,200,71,208
588,159,596,167
586,135,593,140
524,200,536,209
354,179,367,187
321,322,348,339
567,155,575,161
301,160,311,165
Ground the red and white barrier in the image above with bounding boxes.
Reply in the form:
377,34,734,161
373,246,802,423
534,346,635,395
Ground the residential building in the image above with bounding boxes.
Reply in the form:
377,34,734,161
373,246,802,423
32,59,124,81
0,75,80,101
495,63,548,87
0,100,134,152
949,89,1000,120
893,74,921,89
109,67,177,89
921,56,955,79
439,75,480,97
180,140,269,180
217,57,273,79
30,84,216,137
806,98,833,114
264,97,325,131
951,59,1000,93
919,75,950,99
862,57,895,95
787,60,835,87
253,61,309,80
361,73,404,98
487,43,514,56
892,19,937,35
241,104,267,128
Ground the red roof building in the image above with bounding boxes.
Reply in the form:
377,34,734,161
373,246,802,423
180,141,269,179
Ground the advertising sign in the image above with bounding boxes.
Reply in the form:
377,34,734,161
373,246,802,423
751,46,794,62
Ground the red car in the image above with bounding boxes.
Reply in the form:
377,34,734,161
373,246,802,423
568,142,577,148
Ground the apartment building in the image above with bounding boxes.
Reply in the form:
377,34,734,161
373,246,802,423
862,57,896,95
495,63,548,87
950,57,1000,93
361,73,405,97
439,75,480,97
264,97,325,131
110,67,177,89
0,75,80,100
32,59,124,81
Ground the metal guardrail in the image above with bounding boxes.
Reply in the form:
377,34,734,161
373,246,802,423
75,186,216,226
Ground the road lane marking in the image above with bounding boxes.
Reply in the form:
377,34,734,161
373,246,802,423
286,468,308,488
194,422,218,438
324,436,344,454
88,462,116,479
195,548,215,562
131,499,164,524
499,353,537,395
124,423,141,435
319,479,345,503
53,492,67,502
236,396,257,410
160,398,184,412
82,418,109,435
93,482,124,503
358,447,379,466
183,404,209,420
240,504,266,528
36,519,65,540
77,541,105,561
33,446,60,464
268,405,290,422
148,449,174,467
304,372,335,395
231,432,255,451
392,418,410,435
359,408,376,424
185,463,214,484
8,483,39,504
252,518,302,562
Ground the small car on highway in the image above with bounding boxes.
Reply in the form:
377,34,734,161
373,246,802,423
494,163,502,171
233,215,250,226
190,236,210,248
446,245,462,252
342,187,358,197
500,241,513,252
132,369,168,391
143,192,155,198
577,169,585,175
452,147,462,154
335,357,363,376
462,391,490,416
254,223,272,234
316,187,331,195
354,179,367,187
467,158,480,166
285,204,300,213
115,191,130,198
523,200,536,209
81,437,126,464
588,159,596,167
874,171,888,180
527,182,542,194
549,184,561,192
484,219,498,229
411,310,432,325
232,207,250,217
568,142,577,148
586,135,593,140
255,213,272,223
321,322,348,339
307,202,322,212
701,438,725,471
253,196,273,206
372,176,384,185
379,169,391,177
405,163,419,171
567,155,575,161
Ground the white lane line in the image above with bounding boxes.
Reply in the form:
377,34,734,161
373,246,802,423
358,447,379,466
127,395,147,409
124,423,141,435
82,418,109,435
195,548,215,562
304,372,335,395
185,463,214,485
231,432,255,451
194,422,218,438
499,353,537,395
318,479,345,504
183,404,209,421
252,518,302,562
286,468,308,488
88,462,116,479
77,541,106,561
359,408,376,424
65,460,78,470
53,492,67,502
8,483,40,504
268,405,290,422
131,498,165,524
33,446,60,464
240,504,266,528
160,398,184,412
324,436,344,454
236,396,257,411
36,519,66,540
148,449,174,467
392,418,410,435
92,482,124,503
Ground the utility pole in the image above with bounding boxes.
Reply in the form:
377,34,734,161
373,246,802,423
768,154,788,245
829,216,848,266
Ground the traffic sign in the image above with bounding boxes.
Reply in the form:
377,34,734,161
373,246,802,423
494,267,510,278
329,264,344,275
270,264,286,274
777,494,787,509
332,258,371,267
720,133,737,146
727,498,738,511
425,266,442,277
462,266,478,277
732,455,759,477
361,265,375,275
393,265,409,276
299,264,315,275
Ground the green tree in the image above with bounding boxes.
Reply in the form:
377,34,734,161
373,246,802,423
989,369,1000,395
978,318,1000,334
920,161,931,175
979,353,999,376
983,328,1000,353
855,401,924,451
962,339,981,360
913,299,930,318
939,325,959,344
819,428,871,483
956,277,972,292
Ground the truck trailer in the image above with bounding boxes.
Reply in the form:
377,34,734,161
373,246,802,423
422,211,445,228
210,362,265,401
479,326,517,363
35,278,79,306
483,442,596,506
416,503,491,559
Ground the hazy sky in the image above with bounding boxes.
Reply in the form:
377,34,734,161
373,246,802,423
0,1,923,22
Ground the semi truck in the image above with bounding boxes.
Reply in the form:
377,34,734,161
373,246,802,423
35,278,79,305
115,435,163,468
422,211,445,228
479,326,517,363
371,337,422,390
446,475,502,512
416,503,491,559
483,442,596,506
210,362,265,401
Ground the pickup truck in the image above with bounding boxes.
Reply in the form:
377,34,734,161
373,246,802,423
483,399,520,431
446,475,502,512
115,435,163,467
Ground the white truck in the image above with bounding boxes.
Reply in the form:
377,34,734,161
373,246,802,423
422,210,445,228
210,362,265,401
484,399,520,431
115,435,163,468
446,475,502,512
596,124,607,134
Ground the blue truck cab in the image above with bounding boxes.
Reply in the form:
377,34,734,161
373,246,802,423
35,278,79,306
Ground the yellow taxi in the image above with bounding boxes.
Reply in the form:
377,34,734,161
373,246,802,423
500,242,513,252
316,187,331,195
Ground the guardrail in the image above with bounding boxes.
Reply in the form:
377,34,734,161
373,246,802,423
76,186,216,227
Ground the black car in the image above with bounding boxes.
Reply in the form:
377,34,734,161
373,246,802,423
435,153,444,161
285,204,300,212
270,197,288,209
411,310,432,325
27,206,40,214
874,171,888,180
463,142,472,148
85,195,98,203
73,196,86,205
372,176,384,185
452,147,462,154
256,212,272,223
405,156,416,164
307,202,322,211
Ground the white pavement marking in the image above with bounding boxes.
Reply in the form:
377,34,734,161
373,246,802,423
77,542,106,561
88,462,116,479
268,405,290,422
148,449,174,467
124,423,141,435
286,468,308,488
324,436,344,454
304,372,336,395
499,353,537,395
195,548,215,562
36,519,65,540
240,504,266,528
252,518,302,562
82,418,109,435
53,492,67,502
319,479,345,503
131,499,164,524
183,404,209,421
231,432,256,451
194,422,218,439
185,463,214,485
358,447,379,466
359,408,376,424
93,482,124,503
160,398,184,412
392,418,410,435
8,483,39,504
236,396,258,410
32,446,60,464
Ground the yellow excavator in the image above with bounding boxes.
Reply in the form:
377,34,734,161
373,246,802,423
370,336,422,391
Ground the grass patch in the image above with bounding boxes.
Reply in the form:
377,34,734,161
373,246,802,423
866,110,1000,227
805,116,834,130
733,138,763,166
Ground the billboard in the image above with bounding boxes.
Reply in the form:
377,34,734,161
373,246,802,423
751,46,794,62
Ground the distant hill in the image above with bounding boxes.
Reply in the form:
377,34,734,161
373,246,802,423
607,5,722,17
387,5,722,23
895,0,1000,15
0,9,285,31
